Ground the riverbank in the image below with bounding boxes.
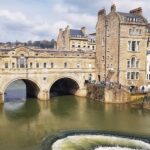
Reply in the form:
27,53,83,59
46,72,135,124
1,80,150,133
86,83,150,109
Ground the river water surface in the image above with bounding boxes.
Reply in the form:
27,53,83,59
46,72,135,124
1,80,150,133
0,96,150,150
0,81,150,150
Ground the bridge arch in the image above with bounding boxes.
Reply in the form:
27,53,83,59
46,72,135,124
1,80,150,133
3,78,41,101
49,77,80,97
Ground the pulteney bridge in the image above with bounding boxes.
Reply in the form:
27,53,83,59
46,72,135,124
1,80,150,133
0,46,96,103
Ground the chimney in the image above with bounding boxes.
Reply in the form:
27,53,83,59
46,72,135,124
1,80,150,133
98,8,106,16
111,4,116,12
130,7,143,16
81,27,87,36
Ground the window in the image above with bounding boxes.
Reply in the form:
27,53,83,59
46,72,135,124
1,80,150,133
30,62,32,68
78,45,80,48
92,46,95,50
136,60,139,68
128,41,131,50
129,28,142,36
136,72,139,80
18,56,27,68
129,29,132,35
131,57,136,68
12,63,15,68
77,64,80,68
127,72,139,80
127,72,130,80
44,63,46,68
64,62,67,68
127,60,130,68
51,62,54,68
36,63,39,68
5,62,8,68
137,41,140,51
131,41,136,51
131,72,135,79
127,57,139,68
128,41,140,51
72,45,75,48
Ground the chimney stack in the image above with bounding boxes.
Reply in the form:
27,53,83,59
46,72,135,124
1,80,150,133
98,8,106,16
130,7,143,16
111,4,116,12
81,27,87,36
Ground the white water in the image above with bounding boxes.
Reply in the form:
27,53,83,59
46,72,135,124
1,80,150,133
95,147,138,150
52,135,150,150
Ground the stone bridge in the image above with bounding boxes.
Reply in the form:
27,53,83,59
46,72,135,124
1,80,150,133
0,46,96,103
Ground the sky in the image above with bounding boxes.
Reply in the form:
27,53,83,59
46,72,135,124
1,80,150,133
0,0,149,42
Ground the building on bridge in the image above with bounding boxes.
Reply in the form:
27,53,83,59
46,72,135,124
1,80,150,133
57,25,96,51
96,5,149,87
0,46,96,103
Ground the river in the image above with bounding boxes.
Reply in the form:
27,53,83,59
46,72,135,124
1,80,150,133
0,81,150,150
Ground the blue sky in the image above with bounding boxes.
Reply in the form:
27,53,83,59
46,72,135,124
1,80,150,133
0,0,149,42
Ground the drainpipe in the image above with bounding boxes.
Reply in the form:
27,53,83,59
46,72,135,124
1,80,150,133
117,22,121,84
105,19,108,82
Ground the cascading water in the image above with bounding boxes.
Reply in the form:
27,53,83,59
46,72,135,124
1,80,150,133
43,134,150,150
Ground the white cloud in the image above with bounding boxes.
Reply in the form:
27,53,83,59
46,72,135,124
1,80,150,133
0,0,150,42
0,10,53,41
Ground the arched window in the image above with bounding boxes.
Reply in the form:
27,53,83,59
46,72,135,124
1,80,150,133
17,55,27,68
131,57,136,68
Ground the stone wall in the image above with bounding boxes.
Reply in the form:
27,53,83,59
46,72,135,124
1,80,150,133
86,84,145,103
86,84,104,101
105,87,131,103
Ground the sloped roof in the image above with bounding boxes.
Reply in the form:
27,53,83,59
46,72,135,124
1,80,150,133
70,29,84,37
118,12,143,19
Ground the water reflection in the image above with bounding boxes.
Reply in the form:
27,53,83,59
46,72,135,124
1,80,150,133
49,96,78,117
5,80,26,101
0,96,149,150
4,99,40,120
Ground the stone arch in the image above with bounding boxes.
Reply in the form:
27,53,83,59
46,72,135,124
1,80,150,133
3,78,41,101
49,76,80,98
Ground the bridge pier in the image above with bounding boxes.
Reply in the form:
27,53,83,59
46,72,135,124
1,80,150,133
75,88,87,97
0,92,3,104
38,90,49,101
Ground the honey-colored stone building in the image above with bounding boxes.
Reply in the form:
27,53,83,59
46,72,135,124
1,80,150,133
57,25,96,51
96,5,149,87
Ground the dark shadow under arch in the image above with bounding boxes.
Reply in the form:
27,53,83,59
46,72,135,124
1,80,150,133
50,78,79,97
4,79,40,101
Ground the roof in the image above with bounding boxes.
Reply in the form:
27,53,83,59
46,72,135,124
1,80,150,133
118,12,145,23
118,12,143,19
70,29,84,37
89,33,96,36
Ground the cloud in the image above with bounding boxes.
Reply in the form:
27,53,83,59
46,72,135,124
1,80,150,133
0,0,150,42
0,9,54,42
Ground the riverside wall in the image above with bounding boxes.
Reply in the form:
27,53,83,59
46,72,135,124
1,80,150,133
86,84,147,104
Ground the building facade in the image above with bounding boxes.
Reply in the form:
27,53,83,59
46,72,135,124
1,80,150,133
96,5,149,86
57,25,96,51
